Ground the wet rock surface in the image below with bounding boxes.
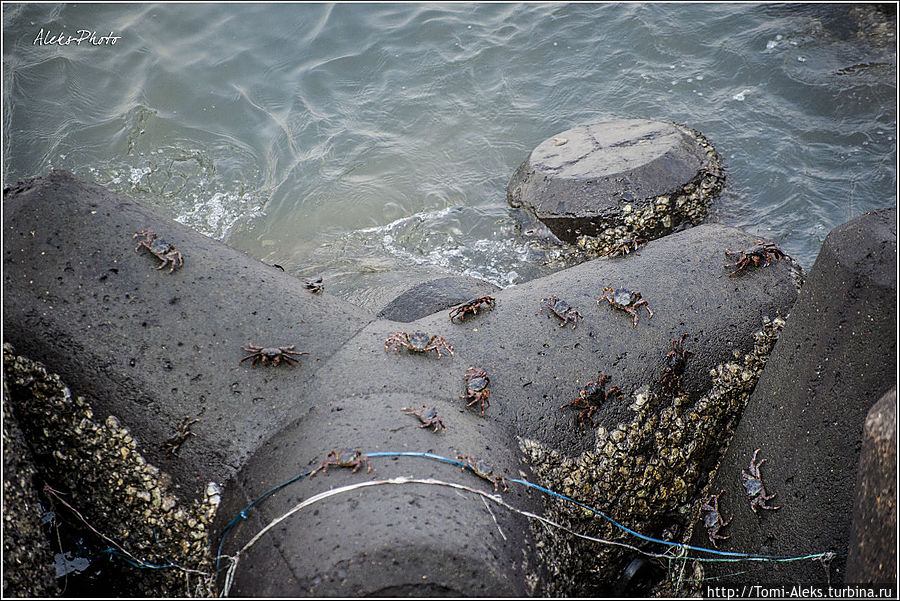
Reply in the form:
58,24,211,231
846,387,896,585
219,224,801,595
690,207,896,587
377,275,501,322
3,170,374,496
4,171,804,596
507,119,724,251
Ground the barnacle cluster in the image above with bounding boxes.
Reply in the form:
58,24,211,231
576,124,724,258
3,381,57,596
519,316,786,595
2,343,219,597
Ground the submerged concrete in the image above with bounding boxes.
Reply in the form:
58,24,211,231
507,119,723,251
4,171,805,596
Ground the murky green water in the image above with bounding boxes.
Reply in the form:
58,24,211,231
3,3,896,292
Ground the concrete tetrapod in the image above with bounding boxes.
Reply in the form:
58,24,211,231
507,119,724,251
3,172,803,596
847,386,897,586
689,208,896,589
218,232,802,594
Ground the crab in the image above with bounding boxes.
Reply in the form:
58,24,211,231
310,448,372,476
598,286,653,328
742,448,781,515
701,489,733,548
239,343,309,369
604,236,648,258
449,296,496,322
461,367,491,416
539,295,584,329
384,332,454,359
402,405,446,432
724,241,786,277
560,373,623,433
162,416,199,458
658,333,693,397
133,230,184,273
456,454,509,492
304,277,324,294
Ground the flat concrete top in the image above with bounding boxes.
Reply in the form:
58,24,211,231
507,119,717,244
532,119,700,181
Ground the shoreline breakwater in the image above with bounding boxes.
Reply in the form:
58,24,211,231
3,120,895,596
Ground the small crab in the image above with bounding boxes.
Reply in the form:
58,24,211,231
658,333,693,397
133,230,184,273
598,286,653,328
449,296,496,322
604,236,648,258
456,454,509,492
384,332,454,359
539,295,584,329
724,241,786,277
461,367,491,416
402,405,446,432
304,277,324,294
310,448,372,476
239,343,309,369
701,489,733,548
742,448,781,515
162,416,199,458
560,373,623,433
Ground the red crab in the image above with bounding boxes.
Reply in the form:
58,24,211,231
457,454,509,492
724,241,786,276
658,333,693,397
461,367,491,416
402,405,446,432
384,332,454,359
310,448,372,476
742,448,781,515
449,296,496,322
133,230,184,273
539,295,584,329
239,343,309,368
598,286,653,328
701,489,733,548
560,373,623,433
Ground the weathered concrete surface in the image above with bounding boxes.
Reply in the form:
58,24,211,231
331,263,479,316
846,387,897,585
376,274,500,322
3,344,219,596
507,119,723,248
691,207,896,586
4,171,803,596
220,224,802,596
3,170,374,497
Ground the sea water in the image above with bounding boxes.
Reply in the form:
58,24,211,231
3,3,896,293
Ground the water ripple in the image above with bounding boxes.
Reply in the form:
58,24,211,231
3,2,895,279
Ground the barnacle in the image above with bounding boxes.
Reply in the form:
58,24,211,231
518,316,785,595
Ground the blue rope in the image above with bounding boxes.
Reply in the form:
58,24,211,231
99,548,176,569
215,468,314,570
214,450,830,571
507,477,780,560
